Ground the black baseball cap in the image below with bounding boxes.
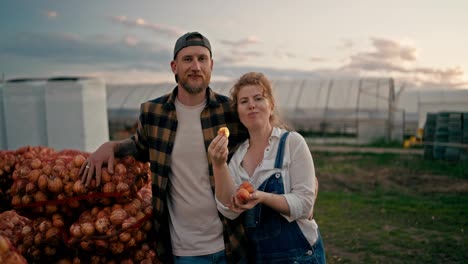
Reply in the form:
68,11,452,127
173,32,212,59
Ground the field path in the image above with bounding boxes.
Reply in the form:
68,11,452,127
308,144,423,155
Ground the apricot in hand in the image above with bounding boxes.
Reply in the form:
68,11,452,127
240,181,254,193
236,181,254,203
236,188,251,203
217,127,230,138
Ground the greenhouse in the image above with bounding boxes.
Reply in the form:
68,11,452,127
2,77,468,150
107,78,400,143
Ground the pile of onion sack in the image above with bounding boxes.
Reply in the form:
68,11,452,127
0,146,160,263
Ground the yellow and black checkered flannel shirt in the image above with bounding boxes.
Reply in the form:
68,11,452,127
131,86,249,264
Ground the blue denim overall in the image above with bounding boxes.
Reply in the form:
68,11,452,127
243,132,326,263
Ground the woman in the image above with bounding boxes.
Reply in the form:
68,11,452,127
208,72,326,263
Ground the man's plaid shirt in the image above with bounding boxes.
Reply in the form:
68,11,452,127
131,86,248,263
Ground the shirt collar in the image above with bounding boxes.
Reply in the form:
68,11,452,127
239,126,283,149
270,126,283,139
164,86,219,110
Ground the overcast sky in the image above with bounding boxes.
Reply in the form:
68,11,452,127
1,0,467,89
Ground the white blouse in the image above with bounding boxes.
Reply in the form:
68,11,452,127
216,127,319,245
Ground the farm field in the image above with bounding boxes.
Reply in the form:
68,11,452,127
311,150,468,264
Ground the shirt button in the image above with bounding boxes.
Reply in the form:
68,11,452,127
275,173,281,178
266,148,269,151
307,250,313,255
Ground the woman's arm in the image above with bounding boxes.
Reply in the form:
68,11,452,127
283,132,316,220
208,135,237,206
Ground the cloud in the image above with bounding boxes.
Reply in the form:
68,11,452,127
273,49,296,60
0,32,171,81
1,29,465,89
123,35,139,47
111,16,184,38
309,57,327,63
45,11,57,19
0,32,169,62
219,36,261,47
340,37,467,89
347,38,417,66
339,39,354,49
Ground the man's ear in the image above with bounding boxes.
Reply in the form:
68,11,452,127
170,60,177,74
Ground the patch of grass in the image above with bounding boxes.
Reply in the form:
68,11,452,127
315,190,468,263
314,152,468,179
313,151,468,263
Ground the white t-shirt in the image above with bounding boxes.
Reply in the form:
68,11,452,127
217,127,319,246
168,98,224,256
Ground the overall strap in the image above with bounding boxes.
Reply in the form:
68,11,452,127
274,131,290,169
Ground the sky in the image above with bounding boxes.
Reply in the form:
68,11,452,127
1,0,468,89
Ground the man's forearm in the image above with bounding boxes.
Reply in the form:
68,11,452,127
114,138,139,157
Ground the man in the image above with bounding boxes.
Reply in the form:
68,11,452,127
80,32,248,264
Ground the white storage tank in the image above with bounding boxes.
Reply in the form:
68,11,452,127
0,83,6,149
3,78,49,150
3,77,109,152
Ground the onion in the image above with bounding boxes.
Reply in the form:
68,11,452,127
134,249,145,262
126,237,136,248
80,222,95,236
96,209,108,219
109,242,124,254
68,199,80,209
94,217,110,234
52,214,65,228
34,233,43,245
73,180,86,194
38,220,52,233
69,167,80,181
45,204,58,214
142,221,152,232
48,176,63,193
102,182,116,193
109,208,127,226
33,191,47,202
123,202,138,216
119,231,131,242
45,226,61,245
42,163,52,176
80,240,94,251
95,239,108,252
114,163,127,175
28,169,41,182
25,182,37,194
122,216,137,229
44,245,57,256
21,225,33,236
37,174,49,191
69,223,83,238
30,158,42,169
52,164,66,178
21,195,32,205
73,154,86,168
64,181,74,195
101,168,112,183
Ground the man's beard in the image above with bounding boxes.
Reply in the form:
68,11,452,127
181,82,205,94
180,75,210,95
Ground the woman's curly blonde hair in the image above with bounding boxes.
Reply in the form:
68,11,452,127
230,72,288,129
